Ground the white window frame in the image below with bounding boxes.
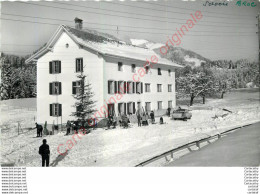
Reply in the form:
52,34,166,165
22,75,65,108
168,84,172,92
145,83,151,93
76,58,83,72
157,84,162,92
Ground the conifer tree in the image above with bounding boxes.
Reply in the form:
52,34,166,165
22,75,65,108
71,72,96,123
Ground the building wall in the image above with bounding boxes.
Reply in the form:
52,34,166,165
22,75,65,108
37,31,177,125
103,56,176,116
37,32,104,125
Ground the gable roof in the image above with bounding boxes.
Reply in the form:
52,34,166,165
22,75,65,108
26,25,183,68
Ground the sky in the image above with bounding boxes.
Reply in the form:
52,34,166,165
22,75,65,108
0,0,259,62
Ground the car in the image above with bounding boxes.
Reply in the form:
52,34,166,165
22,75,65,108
172,107,192,121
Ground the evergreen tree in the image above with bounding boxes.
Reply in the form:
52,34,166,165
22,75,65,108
71,73,96,123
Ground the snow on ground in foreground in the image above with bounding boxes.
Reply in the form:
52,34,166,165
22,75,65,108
1,90,260,167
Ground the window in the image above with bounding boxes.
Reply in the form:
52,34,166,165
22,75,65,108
49,61,61,74
157,84,162,92
168,84,172,92
76,105,83,117
168,101,172,108
76,58,83,72
118,103,127,115
50,103,62,116
108,104,115,116
118,81,125,94
127,102,135,114
131,64,136,73
136,82,143,94
72,81,83,95
145,83,151,93
168,69,171,76
145,102,151,112
127,81,134,94
158,68,162,75
108,81,114,94
157,101,162,110
49,82,62,95
118,62,123,71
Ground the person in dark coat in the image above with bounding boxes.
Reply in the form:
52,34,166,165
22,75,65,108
39,139,50,167
160,117,164,124
137,113,142,127
35,123,43,137
167,107,171,117
150,111,155,124
66,121,71,135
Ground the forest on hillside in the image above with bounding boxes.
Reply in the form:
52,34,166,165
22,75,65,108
0,53,259,103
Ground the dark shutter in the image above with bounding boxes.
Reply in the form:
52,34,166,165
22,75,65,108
58,104,62,116
50,104,53,116
81,59,83,72
114,81,117,93
108,81,111,94
58,61,61,73
133,82,135,93
124,103,126,114
136,83,138,93
49,62,52,74
49,83,53,95
123,81,126,94
75,59,78,72
141,82,143,93
133,102,136,114
72,82,76,94
59,82,62,94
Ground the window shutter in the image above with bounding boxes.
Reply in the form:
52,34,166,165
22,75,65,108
114,81,117,93
50,104,53,116
49,83,53,95
59,82,62,94
108,81,111,94
81,59,83,72
123,81,126,94
58,61,61,73
133,102,136,114
49,62,52,74
75,59,78,72
124,103,126,114
141,82,143,93
58,104,62,116
72,82,76,94
133,82,135,93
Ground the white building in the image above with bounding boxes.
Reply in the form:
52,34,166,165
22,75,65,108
26,18,182,126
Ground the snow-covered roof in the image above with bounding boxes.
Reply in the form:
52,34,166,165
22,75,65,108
26,25,182,68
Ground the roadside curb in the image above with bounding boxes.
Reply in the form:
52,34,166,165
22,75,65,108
135,120,260,167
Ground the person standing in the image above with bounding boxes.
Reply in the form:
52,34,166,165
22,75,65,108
66,121,71,135
150,111,155,124
35,123,43,137
137,113,142,127
39,139,50,167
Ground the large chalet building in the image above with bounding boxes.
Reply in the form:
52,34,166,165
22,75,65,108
26,18,182,126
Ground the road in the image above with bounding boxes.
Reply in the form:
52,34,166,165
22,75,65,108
166,122,260,167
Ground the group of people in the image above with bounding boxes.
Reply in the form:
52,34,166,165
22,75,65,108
66,120,96,135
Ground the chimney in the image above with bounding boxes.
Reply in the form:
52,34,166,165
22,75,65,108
74,17,83,30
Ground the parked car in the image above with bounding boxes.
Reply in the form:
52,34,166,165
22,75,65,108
172,107,192,121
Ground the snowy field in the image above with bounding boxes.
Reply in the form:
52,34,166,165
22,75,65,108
1,89,259,167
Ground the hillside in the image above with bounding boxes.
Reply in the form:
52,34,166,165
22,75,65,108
130,39,211,67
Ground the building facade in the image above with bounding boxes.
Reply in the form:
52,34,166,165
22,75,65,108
26,19,182,125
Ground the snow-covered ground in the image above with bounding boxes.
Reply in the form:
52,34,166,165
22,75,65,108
1,89,259,167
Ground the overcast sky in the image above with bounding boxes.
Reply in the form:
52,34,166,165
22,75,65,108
0,0,259,61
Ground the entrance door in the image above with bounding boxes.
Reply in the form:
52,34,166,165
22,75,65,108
108,104,114,116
